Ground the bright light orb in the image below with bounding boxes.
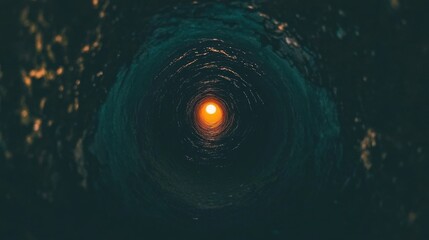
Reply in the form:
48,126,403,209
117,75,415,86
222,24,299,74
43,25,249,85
196,98,224,129
205,104,217,115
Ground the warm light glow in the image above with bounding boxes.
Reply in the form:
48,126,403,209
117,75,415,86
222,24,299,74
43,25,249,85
197,98,224,128
205,104,217,114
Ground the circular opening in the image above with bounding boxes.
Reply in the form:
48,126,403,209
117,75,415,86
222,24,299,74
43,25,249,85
195,97,226,131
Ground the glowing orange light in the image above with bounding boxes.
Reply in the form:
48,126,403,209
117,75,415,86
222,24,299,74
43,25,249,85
197,98,224,128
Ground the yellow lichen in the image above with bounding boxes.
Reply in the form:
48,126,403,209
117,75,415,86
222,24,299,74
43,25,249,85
360,129,377,170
